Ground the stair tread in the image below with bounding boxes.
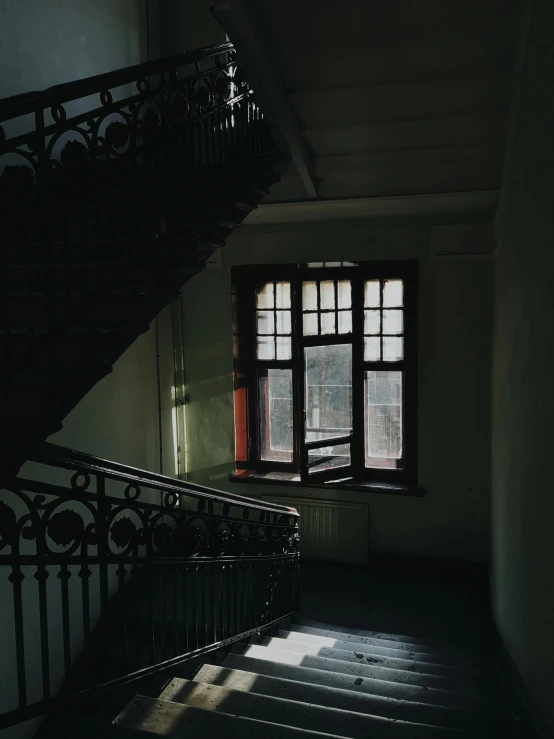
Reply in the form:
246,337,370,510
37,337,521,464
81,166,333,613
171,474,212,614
295,619,480,654
114,693,351,738
219,654,511,716
277,629,492,670
260,634,493,680
238,643,500,697
153,675,490,739
191,663,512,734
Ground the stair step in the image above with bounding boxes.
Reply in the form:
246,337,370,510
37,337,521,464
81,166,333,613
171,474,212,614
287,624,486,663
259,634,491,681
238,643,499,697
226,645,500,712
192,663,512,734
219,654,510,716
154,675,487,739
295,619,475,652
277,629,490,670
114,693,350,738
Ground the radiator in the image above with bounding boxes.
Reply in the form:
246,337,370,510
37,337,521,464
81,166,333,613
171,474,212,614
264,496,369,565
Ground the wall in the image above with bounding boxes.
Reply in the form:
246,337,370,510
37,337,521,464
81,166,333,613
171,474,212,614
491,0,554,732
181,220,493,563
0,0,150,100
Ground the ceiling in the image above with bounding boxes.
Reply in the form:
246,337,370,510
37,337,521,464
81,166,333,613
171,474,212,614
214,0,521,208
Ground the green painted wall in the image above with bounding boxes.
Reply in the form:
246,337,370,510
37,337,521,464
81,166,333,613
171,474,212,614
0,0,149,99
492,0,554,731
181,221,493,562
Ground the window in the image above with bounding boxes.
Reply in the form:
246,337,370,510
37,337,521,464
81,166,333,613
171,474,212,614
232,262,418,489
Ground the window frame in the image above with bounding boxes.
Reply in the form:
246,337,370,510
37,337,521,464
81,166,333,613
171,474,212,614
232,261,419,488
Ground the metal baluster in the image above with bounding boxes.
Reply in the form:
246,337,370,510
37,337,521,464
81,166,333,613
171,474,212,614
116,564,128,671
34,565,51,701
227,562,232,638
58,564,72,683
183,564,189,654
235,560,241,636
172,565,179,657
9,566,27,711
148,571,156,664
79,563,92,681
161,565,167,661
96,474,112,681
193,563,199,650
212,560,217,644
203,560,208,648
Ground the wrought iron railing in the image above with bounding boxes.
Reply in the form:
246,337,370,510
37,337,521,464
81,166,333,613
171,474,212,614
0,42,275,386
0,443,300,729
0,41,270,201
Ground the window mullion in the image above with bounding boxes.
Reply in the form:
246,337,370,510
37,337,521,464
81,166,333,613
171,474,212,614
351,275,365,479
291,274,304,474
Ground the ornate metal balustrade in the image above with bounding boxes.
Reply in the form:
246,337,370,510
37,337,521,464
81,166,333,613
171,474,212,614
0,443,300,729
0,42,270,204
0,44,275,382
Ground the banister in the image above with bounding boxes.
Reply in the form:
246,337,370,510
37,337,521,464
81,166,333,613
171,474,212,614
29,442,299,516
1,439,300,730
0,42,234,123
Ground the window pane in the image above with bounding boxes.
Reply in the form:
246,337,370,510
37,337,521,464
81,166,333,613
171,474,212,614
303,313,318,336
275,281,291,309
364,309,381,335
337,280,351,309
276,310,291,335
320,311,336,335
256,282,274,309
320,281,335,310
302,281,318,311
276,336,292,360
259,369,293,462
383,279,403,307
383,309,403,335
257,336,275,360
338,310,352,334
364,280,380,307
305,344,352,442
364,337,381,361
308,442,351,475
365,371,402,468
383,336,404,361
257,311,275,335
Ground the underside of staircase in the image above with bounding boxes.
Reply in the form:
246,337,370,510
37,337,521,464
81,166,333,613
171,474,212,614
44,616,525,739
0,43,281,474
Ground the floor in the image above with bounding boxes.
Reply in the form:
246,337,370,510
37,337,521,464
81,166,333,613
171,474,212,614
299,556,493,648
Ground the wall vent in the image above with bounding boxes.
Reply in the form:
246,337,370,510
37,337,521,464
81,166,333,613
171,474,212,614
431,223,495,258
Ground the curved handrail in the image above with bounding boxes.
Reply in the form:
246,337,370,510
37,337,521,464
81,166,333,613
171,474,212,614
30,442,299,516
0,42,234,123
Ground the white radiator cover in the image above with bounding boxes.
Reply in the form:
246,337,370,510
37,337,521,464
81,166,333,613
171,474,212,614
264,496,369,565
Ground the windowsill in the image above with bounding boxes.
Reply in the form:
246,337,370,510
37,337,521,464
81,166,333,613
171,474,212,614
229,470,425,497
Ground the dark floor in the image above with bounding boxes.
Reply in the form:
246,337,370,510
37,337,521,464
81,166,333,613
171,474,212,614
299,556,493,650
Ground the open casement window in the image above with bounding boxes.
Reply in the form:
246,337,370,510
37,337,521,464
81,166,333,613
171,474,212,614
232,262,418,488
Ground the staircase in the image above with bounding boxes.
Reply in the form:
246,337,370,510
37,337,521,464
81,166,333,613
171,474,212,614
0,42,280,470
46,616,523,739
